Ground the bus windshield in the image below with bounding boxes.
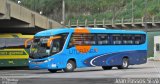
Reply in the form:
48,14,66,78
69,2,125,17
29,34,68,59
30,37,50,59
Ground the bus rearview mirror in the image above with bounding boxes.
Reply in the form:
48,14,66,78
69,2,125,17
24,38,33,48
47,36,61,48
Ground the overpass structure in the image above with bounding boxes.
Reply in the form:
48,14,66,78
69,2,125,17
0,0,63,34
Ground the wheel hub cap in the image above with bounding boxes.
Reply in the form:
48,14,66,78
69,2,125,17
123,60,128,67
67,63,72,69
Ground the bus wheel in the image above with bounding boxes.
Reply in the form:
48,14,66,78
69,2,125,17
118,58,129,69
48,69,57,73
63,60,76,72
102,66,112,70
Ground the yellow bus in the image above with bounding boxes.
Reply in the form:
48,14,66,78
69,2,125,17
0,33,33,67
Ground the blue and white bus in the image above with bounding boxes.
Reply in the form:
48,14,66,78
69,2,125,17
27,27,147,73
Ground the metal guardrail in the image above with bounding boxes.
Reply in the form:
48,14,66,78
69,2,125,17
66,16,160,27
123,19,132,23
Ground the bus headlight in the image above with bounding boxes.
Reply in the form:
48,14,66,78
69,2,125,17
44,60,48,63
51,64,57,67
48,58,54,61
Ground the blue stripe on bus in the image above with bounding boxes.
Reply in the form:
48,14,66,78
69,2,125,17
83,50,147,67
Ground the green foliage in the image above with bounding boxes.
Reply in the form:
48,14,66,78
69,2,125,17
10,0,160,22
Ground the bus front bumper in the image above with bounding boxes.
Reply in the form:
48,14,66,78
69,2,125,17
29,59,58,70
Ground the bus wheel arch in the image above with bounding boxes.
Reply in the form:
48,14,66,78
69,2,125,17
63,58,76,72
118,56,129,69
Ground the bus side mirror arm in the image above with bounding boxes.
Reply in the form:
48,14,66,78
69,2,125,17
47,36,61,48
24,38,33,48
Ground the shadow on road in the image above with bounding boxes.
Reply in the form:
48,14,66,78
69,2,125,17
0,67,29,70
33,66,153,74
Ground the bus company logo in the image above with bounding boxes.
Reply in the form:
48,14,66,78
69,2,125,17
0,50,27,55
73,27,98,54
69,48,98,54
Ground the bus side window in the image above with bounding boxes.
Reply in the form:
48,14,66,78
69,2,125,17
122,35,134,45
5,38,26,47
83,34,96,45
134,34,146,45
134,35,140,44
68,33,96,48
69,34,83,48
59,34,68,50
0,39,5,48
69,37,75,47
97,34,109,45
134,35,145,45
112,34,122,45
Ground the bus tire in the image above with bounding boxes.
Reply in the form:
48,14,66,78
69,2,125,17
48,69,57,73
63,60,76,72
118,58,129,69
102,66,112,70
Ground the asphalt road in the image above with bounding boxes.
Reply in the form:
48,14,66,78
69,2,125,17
0,61,160,84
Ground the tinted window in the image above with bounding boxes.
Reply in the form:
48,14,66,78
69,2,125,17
112,34,122,45
51,33,68,54
97,34,110,45
134,35,145,45
0,38,29,48
58,33,68,51
68,33,146,47
69,33,96,47
111,34,145,45
122,35,134,45
0,39,5,48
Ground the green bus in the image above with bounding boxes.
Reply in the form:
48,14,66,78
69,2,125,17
0,33,33,67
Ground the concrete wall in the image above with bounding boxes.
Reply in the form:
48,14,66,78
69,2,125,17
0,0,6,14
0,0,62,29
147,31,160,57
153,36,160,60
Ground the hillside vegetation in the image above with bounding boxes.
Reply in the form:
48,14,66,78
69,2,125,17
11,0,160,22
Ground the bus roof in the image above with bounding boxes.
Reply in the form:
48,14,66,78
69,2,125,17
35,27,146,37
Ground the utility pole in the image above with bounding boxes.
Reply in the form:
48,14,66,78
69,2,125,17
34,0,35,11
132,0,134,18
144,0,148,31
62,0,65,25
